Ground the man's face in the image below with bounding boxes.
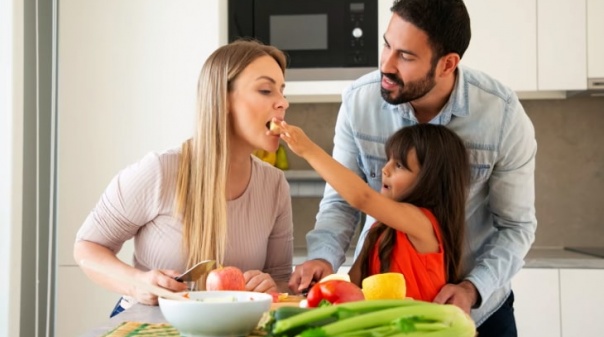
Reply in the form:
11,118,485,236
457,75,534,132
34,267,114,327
379,14,438,105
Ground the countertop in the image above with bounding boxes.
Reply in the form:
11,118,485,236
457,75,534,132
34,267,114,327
82,247,603,337
293,246,604,269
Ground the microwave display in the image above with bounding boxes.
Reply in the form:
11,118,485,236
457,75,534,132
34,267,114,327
228,0,378,81
270,15,328,51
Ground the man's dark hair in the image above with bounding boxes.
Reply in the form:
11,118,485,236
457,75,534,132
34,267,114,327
391,0,471,61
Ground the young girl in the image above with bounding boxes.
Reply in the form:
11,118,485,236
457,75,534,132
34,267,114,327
278,122,470,302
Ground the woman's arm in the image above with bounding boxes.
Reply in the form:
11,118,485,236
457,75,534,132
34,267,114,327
74,240,187,305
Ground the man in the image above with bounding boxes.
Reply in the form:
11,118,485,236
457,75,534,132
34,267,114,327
288,0,537,336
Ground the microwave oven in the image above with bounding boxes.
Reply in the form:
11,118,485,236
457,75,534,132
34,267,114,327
228,0,379,81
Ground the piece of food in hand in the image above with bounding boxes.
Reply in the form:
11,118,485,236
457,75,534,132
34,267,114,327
206,266,246,291
306,279,364,308
269,120,282,135
361,272,406,300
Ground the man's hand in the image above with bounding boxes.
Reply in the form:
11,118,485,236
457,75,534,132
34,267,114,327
288,259,334,294
433,280,480,314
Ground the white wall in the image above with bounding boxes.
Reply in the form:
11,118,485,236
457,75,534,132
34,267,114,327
55,1,226,335
0,0,23,336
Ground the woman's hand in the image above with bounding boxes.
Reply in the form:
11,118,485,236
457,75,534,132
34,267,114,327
243,270,278,293
131,269,188,305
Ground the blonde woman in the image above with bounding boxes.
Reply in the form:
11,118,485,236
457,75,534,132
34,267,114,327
74,40,293,316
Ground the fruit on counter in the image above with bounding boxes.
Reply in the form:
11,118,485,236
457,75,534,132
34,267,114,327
361,272,407,300
306,280,364,308
253,149,277,166
205,266,246,291
274,144,289,170
263,299,476,337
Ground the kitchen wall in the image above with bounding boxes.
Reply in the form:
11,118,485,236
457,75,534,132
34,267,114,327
286,96,604,252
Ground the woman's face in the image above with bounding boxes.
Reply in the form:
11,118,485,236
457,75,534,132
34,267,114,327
380,148,421,200
228,55,288,153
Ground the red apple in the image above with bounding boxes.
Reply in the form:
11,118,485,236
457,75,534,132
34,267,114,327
205,266,246,291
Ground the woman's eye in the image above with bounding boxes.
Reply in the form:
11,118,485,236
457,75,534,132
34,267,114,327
260,90,271,95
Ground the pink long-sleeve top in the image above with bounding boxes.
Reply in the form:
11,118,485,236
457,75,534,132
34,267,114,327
75,148,294,283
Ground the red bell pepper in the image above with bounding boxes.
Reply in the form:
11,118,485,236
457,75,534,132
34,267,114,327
306,280,365,307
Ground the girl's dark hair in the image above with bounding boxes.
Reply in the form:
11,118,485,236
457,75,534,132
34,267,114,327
391,0,471,62
356,123,470,283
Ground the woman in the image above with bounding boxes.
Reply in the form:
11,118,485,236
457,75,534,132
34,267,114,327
74,40,293,314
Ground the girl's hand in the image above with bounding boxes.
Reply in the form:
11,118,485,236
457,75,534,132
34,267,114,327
278,121,316,158
243,270,278,293
131,269,188,305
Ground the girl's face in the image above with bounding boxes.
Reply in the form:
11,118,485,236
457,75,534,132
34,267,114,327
380,147,421,200
228,55,289,153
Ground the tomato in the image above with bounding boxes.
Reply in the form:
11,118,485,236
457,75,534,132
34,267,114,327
306,280,365,307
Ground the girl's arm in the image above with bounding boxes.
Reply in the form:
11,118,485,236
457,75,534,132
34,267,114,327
279,122,437,250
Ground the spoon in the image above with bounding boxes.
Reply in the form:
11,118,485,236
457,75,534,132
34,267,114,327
79,259,191,302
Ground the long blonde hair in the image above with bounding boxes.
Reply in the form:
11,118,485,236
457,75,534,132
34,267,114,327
175,40,287,269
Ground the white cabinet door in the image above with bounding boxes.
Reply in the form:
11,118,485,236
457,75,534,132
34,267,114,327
587,0,604,78
538,0,587,90
512,268,561,337
560,269,604,337
463,1,538,91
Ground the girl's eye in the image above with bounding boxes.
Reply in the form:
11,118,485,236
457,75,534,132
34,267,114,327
395,162,403,169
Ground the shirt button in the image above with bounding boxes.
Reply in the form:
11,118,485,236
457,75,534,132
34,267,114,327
370,172,376,178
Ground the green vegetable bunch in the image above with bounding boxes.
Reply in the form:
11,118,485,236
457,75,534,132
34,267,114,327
262,299,476,337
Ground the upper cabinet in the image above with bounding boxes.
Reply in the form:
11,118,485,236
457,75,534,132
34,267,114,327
463,1,537,91
289,0,594,101
588,0,604,79
538,0,587,90
464,0,587,92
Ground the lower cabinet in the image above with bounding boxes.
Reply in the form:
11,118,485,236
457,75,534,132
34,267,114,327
560,269,604,337
512,268,561,337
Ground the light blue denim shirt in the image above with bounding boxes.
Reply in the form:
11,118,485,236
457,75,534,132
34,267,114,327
307,66,537,325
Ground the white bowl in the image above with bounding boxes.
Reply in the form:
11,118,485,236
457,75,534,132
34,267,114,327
159,290,272,337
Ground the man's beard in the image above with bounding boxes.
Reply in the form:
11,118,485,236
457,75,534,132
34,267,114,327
380,65,437,105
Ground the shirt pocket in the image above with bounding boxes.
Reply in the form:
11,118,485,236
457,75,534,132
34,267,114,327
358,154,386,191
467,147,494,191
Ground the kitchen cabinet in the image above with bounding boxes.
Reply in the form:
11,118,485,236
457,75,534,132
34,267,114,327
55,1,225,336
463,0,538,92
512,268,561,337
560,269,604,337
538,0,587,90
588,0,604,79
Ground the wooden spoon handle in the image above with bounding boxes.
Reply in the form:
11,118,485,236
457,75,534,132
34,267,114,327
79,259,190,302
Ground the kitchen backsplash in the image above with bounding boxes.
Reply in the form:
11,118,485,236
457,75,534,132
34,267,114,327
286,96,604,251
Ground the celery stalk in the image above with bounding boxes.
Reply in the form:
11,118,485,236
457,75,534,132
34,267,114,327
301,302,475,337
272,299,420,335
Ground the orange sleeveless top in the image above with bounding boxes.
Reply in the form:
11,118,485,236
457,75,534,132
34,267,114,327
369,208,446,302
